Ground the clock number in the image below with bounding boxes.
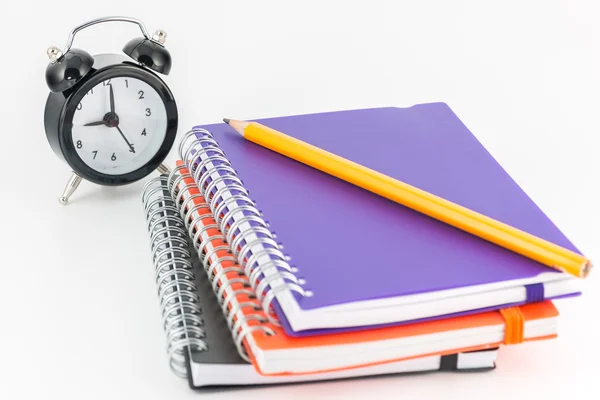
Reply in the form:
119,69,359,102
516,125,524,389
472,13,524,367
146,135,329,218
92,150,98,159
129,146,136,153
111,153,117,161
87,88,94,95
76,140,82,149
138,90,144,99
145,108,151,116
125,79,129,88
76,102,82,110
103,79,111,86
141,128,147,136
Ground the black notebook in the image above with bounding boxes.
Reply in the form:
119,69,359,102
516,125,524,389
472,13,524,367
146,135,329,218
141,175,498,389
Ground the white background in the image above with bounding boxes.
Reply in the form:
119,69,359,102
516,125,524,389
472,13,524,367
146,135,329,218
1,1,599,399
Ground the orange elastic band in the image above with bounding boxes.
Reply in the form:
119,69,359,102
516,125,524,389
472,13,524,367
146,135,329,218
499,307,525,344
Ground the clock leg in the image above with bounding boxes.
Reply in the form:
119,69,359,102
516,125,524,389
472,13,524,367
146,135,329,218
157,163,171,175
59,172,83,205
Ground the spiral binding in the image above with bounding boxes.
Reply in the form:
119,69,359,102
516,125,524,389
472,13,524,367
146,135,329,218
141,176,207,378
165,164,274,361
175,128,308,325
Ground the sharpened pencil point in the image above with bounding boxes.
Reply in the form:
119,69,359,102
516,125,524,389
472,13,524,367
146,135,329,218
224,119,249,135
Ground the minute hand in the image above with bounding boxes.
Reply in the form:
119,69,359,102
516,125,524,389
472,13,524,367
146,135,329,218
109,84,115,114
115,126,135,153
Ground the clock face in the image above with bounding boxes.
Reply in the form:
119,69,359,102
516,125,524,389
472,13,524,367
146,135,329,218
71,76,168,175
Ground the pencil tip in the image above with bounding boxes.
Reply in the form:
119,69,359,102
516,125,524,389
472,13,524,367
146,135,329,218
222,119,248,135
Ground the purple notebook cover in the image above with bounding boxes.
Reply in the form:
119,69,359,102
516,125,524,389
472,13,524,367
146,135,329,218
194,103,581,336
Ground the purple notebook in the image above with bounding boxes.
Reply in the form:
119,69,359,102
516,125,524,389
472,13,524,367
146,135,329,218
193,103,582,337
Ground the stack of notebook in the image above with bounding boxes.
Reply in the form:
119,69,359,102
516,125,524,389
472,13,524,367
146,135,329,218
141,103,586,389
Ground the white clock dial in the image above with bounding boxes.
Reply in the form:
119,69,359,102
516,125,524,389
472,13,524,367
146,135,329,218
71,77,168,175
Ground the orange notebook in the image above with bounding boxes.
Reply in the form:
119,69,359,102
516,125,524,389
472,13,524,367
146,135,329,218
163,161,559,376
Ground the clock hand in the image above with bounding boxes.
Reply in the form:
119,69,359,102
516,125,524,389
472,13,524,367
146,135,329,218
115,125,135,154
83,120,107,127
109,83,115,114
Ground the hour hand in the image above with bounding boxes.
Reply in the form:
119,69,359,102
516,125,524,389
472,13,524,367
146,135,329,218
83,120,107,127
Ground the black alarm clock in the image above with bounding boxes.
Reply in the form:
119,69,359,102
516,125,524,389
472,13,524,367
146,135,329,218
44,16,178,205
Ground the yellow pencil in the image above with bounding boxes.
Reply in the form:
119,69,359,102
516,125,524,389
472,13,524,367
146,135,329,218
223,118,592,279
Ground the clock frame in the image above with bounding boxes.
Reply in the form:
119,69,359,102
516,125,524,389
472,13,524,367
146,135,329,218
44,54,178,186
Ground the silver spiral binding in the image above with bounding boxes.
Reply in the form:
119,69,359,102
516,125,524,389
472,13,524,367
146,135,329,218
176,128,307,328
141,177,207,379
167,163,277,362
